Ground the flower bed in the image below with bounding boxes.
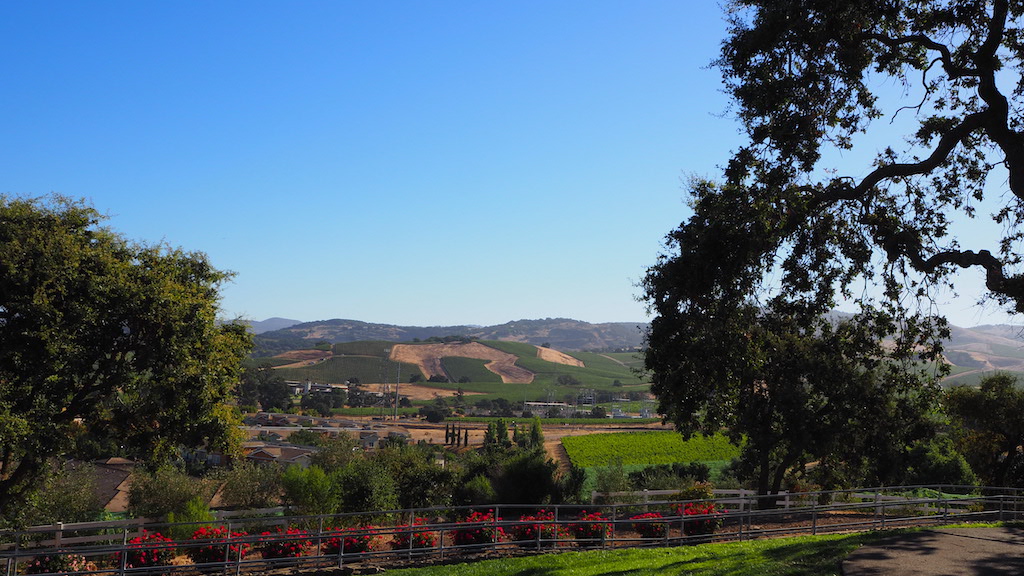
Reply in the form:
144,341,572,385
188,526,250,563
509,509,570,547
322,526,377,555
570,511,611,547
24,552,95,575
630,512,668,539
673,502,724,536
390,518,437,550
119,530,175,569
452,510,504,547
258,526,311,559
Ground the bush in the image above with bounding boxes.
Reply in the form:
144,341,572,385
24,552,94,575
188,525,250,564
673,501,724,536
452,510,504,547
630,512,668,539
509,509,570,547
166,496,215,541
258,526,310,558
390,518,437,550
119,530,175,569
322,526,377,555
128,466,213,520
570,511,611,546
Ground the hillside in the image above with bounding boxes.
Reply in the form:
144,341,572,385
250,316,1024,386
253,317,646,356
942,324,1024,385
264,339,649,404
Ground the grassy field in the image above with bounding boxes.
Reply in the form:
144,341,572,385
273,356,421,385
383,531,885,576
562,431,741,468
441,356,503,383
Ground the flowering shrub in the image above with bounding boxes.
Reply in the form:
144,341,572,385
509,509,569,546
24,552,94,575
452,510,504,547
569,511,611,545
630,512,668,539
258,526,311,559
673,501,724,536
390,518,437,550
322,526,376,555
188,526,250,564
119,530,175,569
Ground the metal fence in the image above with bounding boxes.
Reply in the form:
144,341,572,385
3,484,1021,576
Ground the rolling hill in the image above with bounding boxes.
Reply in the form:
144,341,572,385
250,316,1024,387
253,317,646,356
261,339,648,404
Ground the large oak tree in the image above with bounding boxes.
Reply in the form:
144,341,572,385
641,0,1024,495
0,196,251,520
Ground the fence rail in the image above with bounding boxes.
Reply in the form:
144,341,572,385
3,485,1021,576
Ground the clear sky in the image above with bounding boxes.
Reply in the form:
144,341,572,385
0,2,1018,328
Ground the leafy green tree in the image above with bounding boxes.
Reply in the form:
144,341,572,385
0,196,251,518
373,445,456,509
946,373,1024,486
705,0,1024,314
556,375,581,387
286,428,323,447
218,460,282,510
529,417,545,448
281,464,339,516
334,459,398,518
166,496,215,540
128,465,215,520
238,365,291,412
300,393,333,417
309,433,360,472
16,462,104,526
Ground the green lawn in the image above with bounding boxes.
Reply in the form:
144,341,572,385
383,531,884,576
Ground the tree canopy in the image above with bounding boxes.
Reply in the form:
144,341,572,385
0,196,251,518
638,0,1024,495
711,0,1024,315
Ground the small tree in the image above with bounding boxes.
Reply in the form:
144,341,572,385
128,466,214,520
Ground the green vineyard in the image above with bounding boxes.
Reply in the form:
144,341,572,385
561,431,741,468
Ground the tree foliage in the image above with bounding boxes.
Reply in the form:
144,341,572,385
946,372,1024,486
712,0,1024,313
0,196,252,517
639,0,1019,495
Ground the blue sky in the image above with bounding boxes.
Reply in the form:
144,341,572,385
0,2,1016,328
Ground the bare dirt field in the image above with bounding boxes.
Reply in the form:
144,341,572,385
536,346,585,367
390,342,535,383
273,350,333,369
390,383,484,400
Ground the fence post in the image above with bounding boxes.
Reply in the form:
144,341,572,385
811,499,817,536
119,527,129,576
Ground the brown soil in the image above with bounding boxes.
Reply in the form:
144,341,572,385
273,350,333,369
390,342,535,383
390,383,483,401
536,346,585,367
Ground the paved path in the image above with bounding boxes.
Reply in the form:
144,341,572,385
843,527,1024,575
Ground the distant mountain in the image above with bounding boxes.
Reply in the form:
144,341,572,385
249,316,1024,386
245,317,304,335
252,317,647,357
